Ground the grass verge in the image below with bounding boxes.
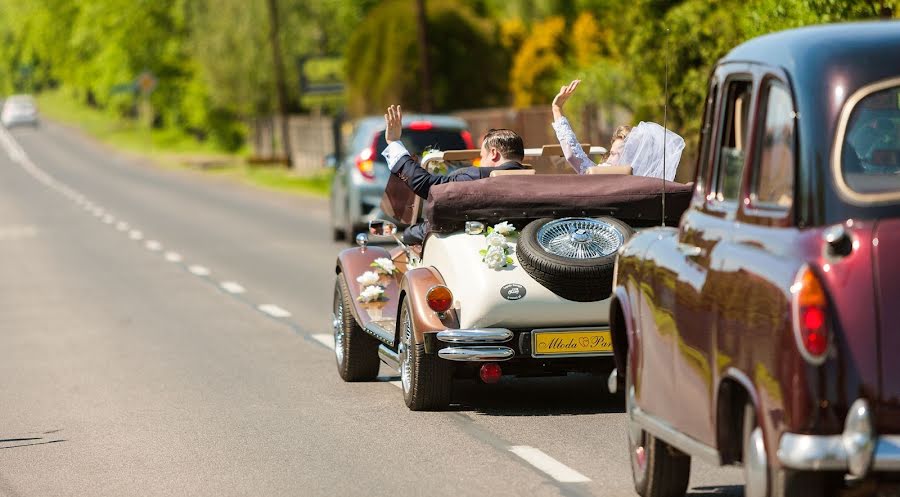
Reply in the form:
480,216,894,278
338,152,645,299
34,89,332,198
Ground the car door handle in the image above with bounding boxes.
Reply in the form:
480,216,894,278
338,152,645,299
676,243,704,257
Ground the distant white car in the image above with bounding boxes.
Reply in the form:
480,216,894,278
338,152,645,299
1,95,39,128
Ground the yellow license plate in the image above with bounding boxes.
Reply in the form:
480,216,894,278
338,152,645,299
532,329,613,357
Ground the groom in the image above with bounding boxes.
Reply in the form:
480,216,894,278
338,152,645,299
381,104,526,244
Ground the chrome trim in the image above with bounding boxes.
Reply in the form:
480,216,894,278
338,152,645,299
356,233,368,249
378,344,400,371
789,264,829,366
436,329,513,344
364,321,395,346
744,425,769,497
628,391,721,466
607,368,618,394
778,433,900,473
844,398,875,476
465,221,485,235
832,76,900,205
437,346,515,362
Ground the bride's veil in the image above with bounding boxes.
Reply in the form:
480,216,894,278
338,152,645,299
609,121,685,181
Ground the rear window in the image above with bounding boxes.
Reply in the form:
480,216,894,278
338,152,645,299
374,129,467,162
841,83,900,194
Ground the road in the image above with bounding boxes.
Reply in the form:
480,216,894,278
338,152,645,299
0,122,743,496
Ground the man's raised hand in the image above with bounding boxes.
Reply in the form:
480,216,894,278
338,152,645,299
385,105,402,144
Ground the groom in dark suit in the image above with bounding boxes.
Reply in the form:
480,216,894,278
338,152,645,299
381,105,525,243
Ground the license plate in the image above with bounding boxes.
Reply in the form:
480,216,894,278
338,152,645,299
531,329,613,357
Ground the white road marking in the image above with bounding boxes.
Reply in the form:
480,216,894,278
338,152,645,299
116,222,129,231
389,380,403,389
145,240,162,251
257,304,291,318
311,333,335,350
164,251,183,263
0,225,38,241
92,208,105,217
128,230,144,241
508,446,591,483
102,215,115,224
219,281,246,294
188,265,211,276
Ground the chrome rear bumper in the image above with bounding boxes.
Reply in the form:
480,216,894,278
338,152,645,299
437,346,515,361
778,398,900,476
436,328,513,344
435,328,515,362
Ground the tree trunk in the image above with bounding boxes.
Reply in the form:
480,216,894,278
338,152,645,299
415,0,432,113
266,0,292,167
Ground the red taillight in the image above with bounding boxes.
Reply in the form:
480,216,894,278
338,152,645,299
356,147,375,180
461,130,474,149
408,121,433,131
480,363,502,384
792,266,830,363
426,285,453,313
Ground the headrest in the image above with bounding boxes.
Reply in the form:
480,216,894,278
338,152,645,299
489,169,536,177
586,165,633,175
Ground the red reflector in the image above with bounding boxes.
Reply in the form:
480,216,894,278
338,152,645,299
461,130,474,149
804,329,828,356
408,121,433,131
426,286,453,313
802,307,825,331
480,363,502,384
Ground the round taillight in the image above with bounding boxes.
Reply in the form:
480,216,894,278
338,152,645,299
426,285,453,313
792,266,830,364
480,363,502,384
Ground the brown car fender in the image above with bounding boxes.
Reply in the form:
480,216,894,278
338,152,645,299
609,285,636,384
335,246,399,329
398,267,460,346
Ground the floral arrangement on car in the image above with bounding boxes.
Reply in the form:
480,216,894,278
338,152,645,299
356,257,397,303
422,147,447,175
479,221,516,270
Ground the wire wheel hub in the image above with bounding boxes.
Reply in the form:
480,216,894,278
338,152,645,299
536,218,624,259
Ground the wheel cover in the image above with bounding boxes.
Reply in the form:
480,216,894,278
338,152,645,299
333,292,345,365
400,309,412,394
536,218,624,259
744,426,769,497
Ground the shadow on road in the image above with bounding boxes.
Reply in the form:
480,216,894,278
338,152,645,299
450,375,625,416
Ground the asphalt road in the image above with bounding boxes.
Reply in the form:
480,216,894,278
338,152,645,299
0,122,744,496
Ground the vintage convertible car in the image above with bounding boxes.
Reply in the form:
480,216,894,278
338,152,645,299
332,145,691,410
609,22,900,497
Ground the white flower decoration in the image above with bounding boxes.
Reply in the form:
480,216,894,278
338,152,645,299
371,257,396,274
486,232,506,248
493,221,515,235
358,285,385,303
356,271,380,287
484,247,507,270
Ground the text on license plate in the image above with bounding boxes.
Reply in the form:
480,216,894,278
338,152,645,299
532,329,613,357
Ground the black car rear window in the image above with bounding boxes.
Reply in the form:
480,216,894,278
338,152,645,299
374,129,467,162
841,84,900,195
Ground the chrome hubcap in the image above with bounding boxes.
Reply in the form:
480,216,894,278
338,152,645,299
333,295,345,365
400,310,412,394
537,218,624,259
744,426,768,497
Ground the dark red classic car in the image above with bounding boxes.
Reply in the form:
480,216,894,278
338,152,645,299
609,22,900,497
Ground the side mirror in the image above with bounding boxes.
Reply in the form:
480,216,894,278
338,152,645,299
324,153,338,168
368,219,397,237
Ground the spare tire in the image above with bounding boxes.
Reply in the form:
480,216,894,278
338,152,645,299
517,217,634,302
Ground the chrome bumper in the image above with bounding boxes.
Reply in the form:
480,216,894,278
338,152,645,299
438,346,514,362
778,399,900,476
435,329,515,362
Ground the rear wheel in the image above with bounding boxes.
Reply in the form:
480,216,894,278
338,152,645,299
398,300,452,410
627,356,690,497
333,276,380,381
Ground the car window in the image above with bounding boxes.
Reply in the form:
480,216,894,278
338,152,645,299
695,81,719,196
374,129,467,162
841,84,900,194
752,81,795,209
715,79,753,204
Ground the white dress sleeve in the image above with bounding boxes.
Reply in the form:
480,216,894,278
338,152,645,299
551,116,596,174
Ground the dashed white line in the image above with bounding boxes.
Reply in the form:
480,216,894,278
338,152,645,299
508,446,591,483
102,214,115,224
257,304,291,318
219,281,246,294
145,240,162,251
128,230,144,241
164,251,183,263
188,265,211,276
311,333,335,349
116,222,130,231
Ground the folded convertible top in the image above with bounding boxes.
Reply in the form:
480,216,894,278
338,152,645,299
424,174,692,232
